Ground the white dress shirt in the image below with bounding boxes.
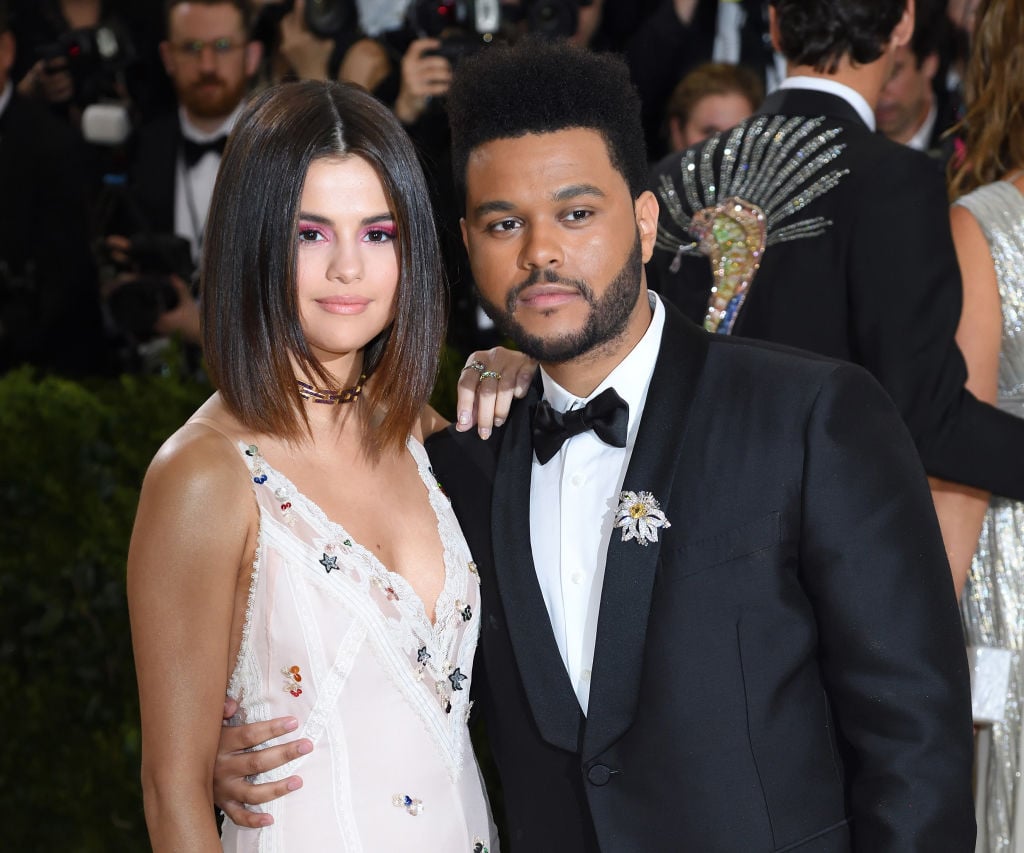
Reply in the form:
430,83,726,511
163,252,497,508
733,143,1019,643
529,291,665,714
175,102,244,264
779,75,877,130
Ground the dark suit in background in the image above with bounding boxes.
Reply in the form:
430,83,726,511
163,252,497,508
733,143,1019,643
427,301,975,852
647,87,1024,499
101,111,181,237
0,91,107,375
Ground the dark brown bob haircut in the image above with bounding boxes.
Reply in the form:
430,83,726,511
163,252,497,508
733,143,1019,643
201,80,447,456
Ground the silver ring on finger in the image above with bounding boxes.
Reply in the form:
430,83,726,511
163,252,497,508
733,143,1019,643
464,360,487,373
478,370,502,382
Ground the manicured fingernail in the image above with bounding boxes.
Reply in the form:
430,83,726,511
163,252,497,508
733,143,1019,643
297,740,312,755
479,427,491,439
283,717,298,731
286,777,303,791
493,418,504,427
457,411,470,427
259,815,274,826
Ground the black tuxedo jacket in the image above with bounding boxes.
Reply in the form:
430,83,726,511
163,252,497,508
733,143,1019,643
646,87,1024,500
427,302,975,852
102,111,186,239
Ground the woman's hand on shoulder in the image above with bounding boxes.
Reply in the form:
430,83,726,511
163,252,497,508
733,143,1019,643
455,347,538,439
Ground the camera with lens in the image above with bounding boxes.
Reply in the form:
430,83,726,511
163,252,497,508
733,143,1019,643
103,233,194,341
36,23,133,109
254,0,358,39
411,0,592,52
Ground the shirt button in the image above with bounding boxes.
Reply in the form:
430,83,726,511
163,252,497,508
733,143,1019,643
571,571,584,585
570,472,585,487
582,668,592,682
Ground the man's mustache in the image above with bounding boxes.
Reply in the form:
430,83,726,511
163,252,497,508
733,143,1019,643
506,268,593,313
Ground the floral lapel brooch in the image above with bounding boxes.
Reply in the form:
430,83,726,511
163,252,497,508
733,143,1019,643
614,490,671,546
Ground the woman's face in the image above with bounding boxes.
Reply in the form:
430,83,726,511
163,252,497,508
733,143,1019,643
294,155,400,367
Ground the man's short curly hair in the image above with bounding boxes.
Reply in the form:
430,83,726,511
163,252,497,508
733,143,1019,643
770,0,907,74
446,37,648,202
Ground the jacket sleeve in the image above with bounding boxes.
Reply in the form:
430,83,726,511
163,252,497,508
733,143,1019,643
848,149,1024,499
798,361,976,851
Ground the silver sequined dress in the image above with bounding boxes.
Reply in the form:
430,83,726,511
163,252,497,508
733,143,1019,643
957,175,1024,853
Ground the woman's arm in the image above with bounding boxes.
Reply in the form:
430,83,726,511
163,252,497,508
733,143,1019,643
930,203,1002,597
127,425,255,851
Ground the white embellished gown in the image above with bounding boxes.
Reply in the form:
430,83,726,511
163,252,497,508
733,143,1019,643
219,437,496,852
956,175,1024,853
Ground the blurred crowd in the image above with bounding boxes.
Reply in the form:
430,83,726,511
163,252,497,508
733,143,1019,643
0,0,975,379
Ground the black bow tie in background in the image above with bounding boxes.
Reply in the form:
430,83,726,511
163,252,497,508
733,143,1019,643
181,135,227,168
532,387,629,464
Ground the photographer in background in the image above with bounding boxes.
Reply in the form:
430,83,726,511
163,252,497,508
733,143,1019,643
11,0,168,130
252,0,396,92
100,0,261,365
0,0,108,377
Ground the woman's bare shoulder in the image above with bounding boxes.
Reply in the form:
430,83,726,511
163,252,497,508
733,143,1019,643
144,394,255,502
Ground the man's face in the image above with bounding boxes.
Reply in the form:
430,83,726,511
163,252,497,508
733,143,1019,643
876,44,938,144
460,128,657,364
160,3,259,121
672,91,755,151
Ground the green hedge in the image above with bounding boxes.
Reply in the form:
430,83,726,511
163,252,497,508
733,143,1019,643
0,348,467,849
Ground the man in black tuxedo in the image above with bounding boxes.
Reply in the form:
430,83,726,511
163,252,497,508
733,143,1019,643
208,36,975,853
426,36,973,852
646,0,1024,511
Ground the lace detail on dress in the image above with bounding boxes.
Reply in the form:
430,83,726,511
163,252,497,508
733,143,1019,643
228,438,480,781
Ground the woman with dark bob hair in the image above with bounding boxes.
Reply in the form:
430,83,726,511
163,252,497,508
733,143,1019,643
127,80,510,851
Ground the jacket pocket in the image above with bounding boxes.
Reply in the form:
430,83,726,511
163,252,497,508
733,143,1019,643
669,511,781,578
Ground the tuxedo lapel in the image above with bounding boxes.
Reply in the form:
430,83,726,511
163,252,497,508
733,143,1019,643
492,380,584,753
582,305,709,760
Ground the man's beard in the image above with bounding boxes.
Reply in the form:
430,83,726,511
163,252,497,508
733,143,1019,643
475,231,643,363
177,73,246,120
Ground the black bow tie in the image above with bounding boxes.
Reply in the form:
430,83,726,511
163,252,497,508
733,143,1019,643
181,135,227,168
531,387,629,465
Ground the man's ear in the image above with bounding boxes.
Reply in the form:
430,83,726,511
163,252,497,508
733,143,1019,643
635,190,659,264
159,39,175,77
891,0,915,49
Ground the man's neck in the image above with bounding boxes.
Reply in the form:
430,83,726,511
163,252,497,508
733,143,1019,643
182,108,235,136
785,60,889,112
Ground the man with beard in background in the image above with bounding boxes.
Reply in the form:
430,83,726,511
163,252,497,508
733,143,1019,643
103,0,261,345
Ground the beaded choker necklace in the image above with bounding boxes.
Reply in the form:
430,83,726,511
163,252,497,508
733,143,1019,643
296,375,367,405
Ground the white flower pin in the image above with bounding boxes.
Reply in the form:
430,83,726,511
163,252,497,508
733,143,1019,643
614,490,671,546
